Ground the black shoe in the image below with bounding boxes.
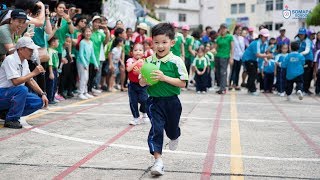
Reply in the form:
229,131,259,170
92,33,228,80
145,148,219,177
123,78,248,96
67,92,74,98
241,83,247,87
216,90,226,94
101,85,108,91
0,109,8,120
4,121,22,129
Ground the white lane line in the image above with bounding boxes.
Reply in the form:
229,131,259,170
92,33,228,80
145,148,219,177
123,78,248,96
45,112,320,124
19,118,320,163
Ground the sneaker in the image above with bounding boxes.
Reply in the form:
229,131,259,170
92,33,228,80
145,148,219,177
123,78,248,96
79,94,88,100
216,90,226,94
55,94,65,101
151,159,164,176
201,91,207,94
287,95,292,101
279,92,285,97
54,98,60,103
84,93,94,99
92,88,102,94
240,83,247,87
297,90,303,100
129,118,140,126
235,87,241,91
197,91,201,94
249,91,259,96
49,101,57,105
168,138,179,151
4,120,22,129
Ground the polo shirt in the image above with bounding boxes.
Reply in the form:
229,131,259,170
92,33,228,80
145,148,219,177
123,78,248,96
146,52,188,97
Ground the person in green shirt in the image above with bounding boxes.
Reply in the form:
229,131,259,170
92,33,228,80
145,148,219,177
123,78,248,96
170,22,185,61
181,25,195,80
193,47,208,93
139,23,188,176
46,37,60,104
205,43,216,89
215,23,234,94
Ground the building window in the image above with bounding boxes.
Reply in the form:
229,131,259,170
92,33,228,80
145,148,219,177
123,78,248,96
266,0,273,11
179,0,186,3
239,3,246,13
276,0,283,10
264,22,273,31
275,23,283,30
178,13,186,22
251,4,255,13
231,4,237,14
158,12,166,21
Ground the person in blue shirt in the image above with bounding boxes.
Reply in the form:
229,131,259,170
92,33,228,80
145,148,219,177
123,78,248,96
274,44,289,96
242,28,272,95
261,51,276,93
280,41,305,101
314,48,320,96
295,28,314,95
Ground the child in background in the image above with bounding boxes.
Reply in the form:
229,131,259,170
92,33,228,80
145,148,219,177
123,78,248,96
261,51,276,93
126,43,149,125
139,23,188,176
46,37,60,104
205,43,215,90
267,37,277,54
314,48,320,96
78,27,98,100
108,37,124,92
280,41,305,101
193,47,208,93
275,44,289,96
143,39,154,58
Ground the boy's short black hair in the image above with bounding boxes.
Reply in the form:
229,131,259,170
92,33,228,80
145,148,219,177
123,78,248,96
291,41,299,51
151,23,175,40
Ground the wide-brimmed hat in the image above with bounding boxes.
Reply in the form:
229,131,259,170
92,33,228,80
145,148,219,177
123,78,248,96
92,16,101,22
137,22,148,31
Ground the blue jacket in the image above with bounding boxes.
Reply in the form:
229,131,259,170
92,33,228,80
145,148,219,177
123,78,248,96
242,39,268,62
262,60,275,74
296,37,314,61
281,52,305,80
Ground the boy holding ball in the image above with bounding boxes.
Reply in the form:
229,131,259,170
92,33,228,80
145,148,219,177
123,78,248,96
139,23,188,176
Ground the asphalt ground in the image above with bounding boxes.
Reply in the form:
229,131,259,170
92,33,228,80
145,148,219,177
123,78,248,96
0,88,319,180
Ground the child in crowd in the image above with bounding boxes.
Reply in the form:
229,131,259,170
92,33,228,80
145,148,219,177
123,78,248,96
267,37,277,54
139,23,188,176
108,37,124,92
46,37,59,104
78,27,98,100
193,47,208,93
275,44,289,96
143,39,154,58
314,48,320,96
205,43,215,90
261,51,276,93
280,41,305,101
126,43,149,125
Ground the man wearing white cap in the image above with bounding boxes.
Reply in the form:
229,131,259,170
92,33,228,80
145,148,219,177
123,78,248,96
0,37,48,129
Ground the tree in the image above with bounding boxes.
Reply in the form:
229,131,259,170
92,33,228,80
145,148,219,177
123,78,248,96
306,3,320,26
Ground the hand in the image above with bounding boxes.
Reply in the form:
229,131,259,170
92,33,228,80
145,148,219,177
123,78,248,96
137,59,144,64
33,65,45,75
42,95,49,108
151,70,166,81
267,54,273,59
49,73,54,80
109,65,115,72
133,66,140,74
23,32,35,38
62,13,71,22
61,58,68,64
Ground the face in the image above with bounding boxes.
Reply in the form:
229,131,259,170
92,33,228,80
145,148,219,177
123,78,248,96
270,39,276,44
84,28,92,39
139,29,146,35
132,44,144,59
116,21,124,28
65,37,72,46
241,30,247,37
260,36,268,42
317,32,320,40
153,34,174,58
182,29,188,36
298,34,306,39
55,3,66,17
92,19,101,30
236,27,242,35
119,31,127,39
79,19,87,28
52,39,59,48
197,49,204,57
126,29,133,37
220,27,227,35
310,33,316,40
281,45,289,53
21,47,34,59
10,18,26,32
205,44,210,52
280,30,286,36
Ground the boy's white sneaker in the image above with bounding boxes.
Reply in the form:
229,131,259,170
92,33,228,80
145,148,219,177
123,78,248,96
297,90,303,100
151,159,164,176
168,138,179,151
84,93,94,99
129,118,140,126
141,113,150,123
79,94,88,100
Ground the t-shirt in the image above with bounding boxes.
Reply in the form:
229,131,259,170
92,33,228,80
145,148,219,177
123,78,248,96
171,32,184,57
48,48,59,68
216,34,234,58
0,24,14,55
242,39,268,62
0,51,30,88
91,30,106,64
126,58,140,83
146,52,188,97
124,38,132,56
111,47,122,63
78,39,97,68
205,52,215,69
261,59,275,74
192,56,207,70
54,19,70,54
184,35,194,59
32,21,47,48
281,52,305,80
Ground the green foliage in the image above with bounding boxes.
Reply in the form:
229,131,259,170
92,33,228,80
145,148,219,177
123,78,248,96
306,3,320,26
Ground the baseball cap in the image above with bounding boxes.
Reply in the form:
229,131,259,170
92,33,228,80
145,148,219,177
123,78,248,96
298,28,307,35
92,16,101,22
181,25,190,31
259,28,270,37
16,37,40,50
11,9,28,20
220,23,227,29
172,22,179,28
248,27,254,32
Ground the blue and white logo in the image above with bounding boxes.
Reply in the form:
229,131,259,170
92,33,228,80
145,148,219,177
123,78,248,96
282,5,291,19
282,5,311,19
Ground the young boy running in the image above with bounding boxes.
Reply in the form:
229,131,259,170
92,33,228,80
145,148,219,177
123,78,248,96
139,23,188,176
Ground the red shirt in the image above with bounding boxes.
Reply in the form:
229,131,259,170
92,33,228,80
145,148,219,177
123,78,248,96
126,58,142,83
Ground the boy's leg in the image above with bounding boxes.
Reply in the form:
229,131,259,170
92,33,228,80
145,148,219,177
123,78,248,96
164,96,182,141
286,78,294,96
295,75,304,92
137,85,148,114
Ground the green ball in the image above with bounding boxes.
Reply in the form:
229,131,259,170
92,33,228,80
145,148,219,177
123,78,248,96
141,63,159,85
